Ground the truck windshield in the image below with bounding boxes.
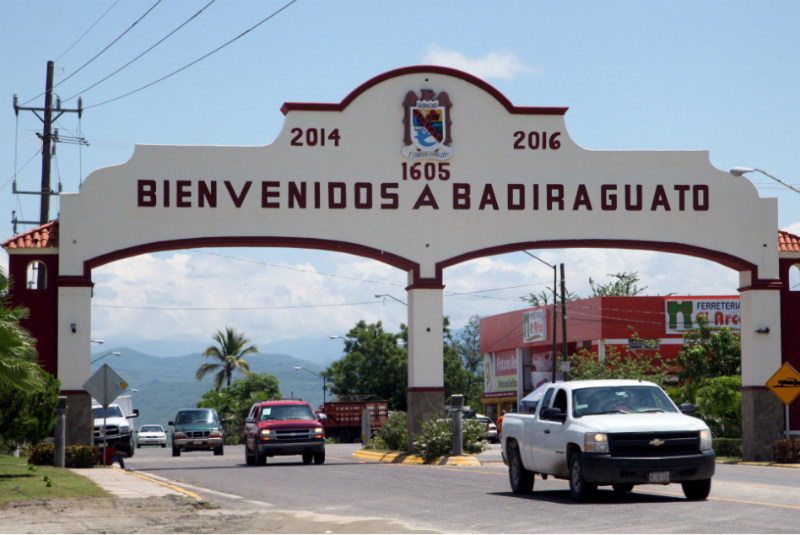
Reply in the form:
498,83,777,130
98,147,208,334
259,404,315,421
93,406,124,419
572,386,677,417
140,426,162,432
176,410,218,424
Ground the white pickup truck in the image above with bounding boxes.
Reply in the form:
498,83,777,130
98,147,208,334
502,380,715,502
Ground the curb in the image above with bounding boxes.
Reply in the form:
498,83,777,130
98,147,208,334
353,449,481,466
113,467,202,500
715,460,800,469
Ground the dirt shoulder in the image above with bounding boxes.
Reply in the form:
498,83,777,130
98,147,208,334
0,494,439,534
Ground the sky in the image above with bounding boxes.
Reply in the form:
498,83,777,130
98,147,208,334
2,1,799,355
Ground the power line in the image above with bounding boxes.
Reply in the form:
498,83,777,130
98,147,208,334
63,0,218,103
92,300,385,311
84,0,299,110
1,149,42,192
55,1,121,62
21,1,164,106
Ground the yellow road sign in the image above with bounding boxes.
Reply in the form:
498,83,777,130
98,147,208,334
766,363,800,406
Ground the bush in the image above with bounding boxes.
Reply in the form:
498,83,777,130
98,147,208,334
224,435,240,445
376,411,407,451
412,417,487,463
772,439,800,464
325,437,341,445
363,436,389,450
65,446,98,468
28,442,54,465
713,438,742,459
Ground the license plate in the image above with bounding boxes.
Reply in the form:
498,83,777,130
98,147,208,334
648,471,670,483
194,441,203,445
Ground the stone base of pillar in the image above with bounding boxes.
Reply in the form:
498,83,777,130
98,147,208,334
742,388,783,462
406,388,445,453
64,392,93,446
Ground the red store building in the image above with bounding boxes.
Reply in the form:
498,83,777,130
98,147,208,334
479,295,741,422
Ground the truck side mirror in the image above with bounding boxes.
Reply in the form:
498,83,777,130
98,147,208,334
318,413,327,421
128,409,139,418
541,408,567,423
679,403,696,416
168,421,175,426
245,417,255,424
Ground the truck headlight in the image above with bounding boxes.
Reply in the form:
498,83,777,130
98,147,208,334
699,430,712,451
210,429,222,438
259,429,272,437
174,431,186,439
120,426,130,434
314,428,323,434
585,433,609,453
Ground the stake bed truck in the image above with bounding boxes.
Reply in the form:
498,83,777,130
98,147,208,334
501,379,715,502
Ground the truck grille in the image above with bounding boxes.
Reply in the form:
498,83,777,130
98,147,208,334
608,431,700,457
272,429,318,442
186,431,211,438
94,425,120,438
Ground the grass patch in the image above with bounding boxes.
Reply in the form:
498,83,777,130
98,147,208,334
716,456,744,463
0,455,111,502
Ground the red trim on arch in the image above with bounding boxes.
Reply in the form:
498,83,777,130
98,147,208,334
281,66,569,117
435,239,780,289
77,237,420,281
58,276,95,288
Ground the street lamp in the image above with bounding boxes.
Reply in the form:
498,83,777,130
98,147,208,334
730,167,800,195
294,366,327,404
523,251,559,385
374,294,407,306
91,351,120,364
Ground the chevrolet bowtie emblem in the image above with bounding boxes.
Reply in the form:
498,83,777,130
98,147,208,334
649,439,665,446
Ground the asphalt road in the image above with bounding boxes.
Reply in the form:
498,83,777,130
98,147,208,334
127,444,800,533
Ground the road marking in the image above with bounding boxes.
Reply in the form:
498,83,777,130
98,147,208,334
714,480,800,492
636,488,800,511
328,456,366,464
134,471,270,504
117,469,201,500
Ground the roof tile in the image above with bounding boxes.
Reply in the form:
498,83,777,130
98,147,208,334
1,221,59,250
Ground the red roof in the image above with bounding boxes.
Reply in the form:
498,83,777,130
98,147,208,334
1,221,59,250
779,230,800,252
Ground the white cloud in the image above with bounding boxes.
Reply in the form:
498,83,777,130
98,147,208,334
421,44,539,80
782,222,800,236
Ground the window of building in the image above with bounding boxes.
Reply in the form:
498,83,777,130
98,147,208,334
790,264,800,292
26,261,47,290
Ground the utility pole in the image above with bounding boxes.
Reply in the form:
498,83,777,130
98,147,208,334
560,263,568,377
13,60,83,230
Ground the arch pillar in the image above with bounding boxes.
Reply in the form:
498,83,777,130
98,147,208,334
57,279,94,446
405,274,445,452
739,272,784,461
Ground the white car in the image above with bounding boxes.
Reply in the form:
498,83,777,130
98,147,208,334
136,424,167,448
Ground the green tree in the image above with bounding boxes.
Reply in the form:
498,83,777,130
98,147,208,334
197,373,281,443
452,315,484,407
588,271,647,297
196,327,258,391
520,286,578,307
0,269,42,391
323,321,408,410
0,368,60,452
675,321,741,383
567,345,670,388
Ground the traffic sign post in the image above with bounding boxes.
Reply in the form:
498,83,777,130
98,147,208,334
765,363,800,439
82,365,128,466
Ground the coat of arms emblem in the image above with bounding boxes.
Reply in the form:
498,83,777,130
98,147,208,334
402,89,453,160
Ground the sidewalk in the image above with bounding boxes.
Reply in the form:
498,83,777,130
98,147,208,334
71,467,198,499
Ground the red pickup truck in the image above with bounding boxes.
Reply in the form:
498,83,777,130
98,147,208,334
243,399,327,466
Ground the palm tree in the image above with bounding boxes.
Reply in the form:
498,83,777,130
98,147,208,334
196,327,258,391
0,269,43,391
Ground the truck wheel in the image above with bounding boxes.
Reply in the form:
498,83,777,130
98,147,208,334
612,484,634,493
214,444,224,456
569,452,597,502
245,446,255,465
302,453,313,464
682,478,711,501
313,451,325,464
339,429,353,443
136,443,141,449
255,447,267,466
172,445,181,457
508,445,534,495
161,443,166,448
